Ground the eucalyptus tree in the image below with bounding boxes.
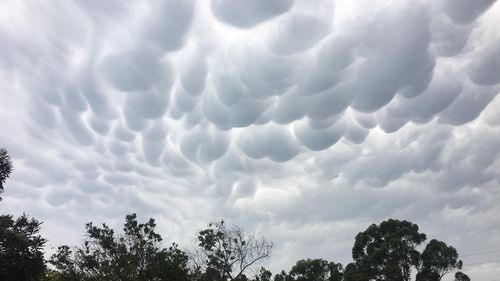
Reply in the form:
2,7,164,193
350,219,427,281
417,239,464,281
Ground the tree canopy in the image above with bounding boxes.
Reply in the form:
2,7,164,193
284,259,343,281
417,239,463,281
0,214,47,281
349,219,427,281
0,214,473,281
48,214,190,281
0,148,13,201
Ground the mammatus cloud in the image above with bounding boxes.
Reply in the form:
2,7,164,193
211,0,294,29
1,0,500,279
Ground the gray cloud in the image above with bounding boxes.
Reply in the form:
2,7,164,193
210,0,294,28
439,0,496,24
238,124,302,162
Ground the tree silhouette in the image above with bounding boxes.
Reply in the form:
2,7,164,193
454,271,471,281
351,219,427,281
286,259,343,281
0,214,47,281
417,239,464,281
194,220,273,281
0,148,13,201
49,214,190,281
254,267,272,281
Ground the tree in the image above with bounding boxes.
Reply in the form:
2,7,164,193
0,148,13,201
454,271,470,281
342,263,365,281
42,269,64,281
49,213,190,281
273,270,294,281
351,219,427,281
417,239,464,281
289,259,330,281
327,262,343,281
0,214,47,281
285,259,343,281
194,220,273,281
253,267,272,281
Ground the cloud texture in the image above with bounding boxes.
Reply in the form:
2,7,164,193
1,0,500,279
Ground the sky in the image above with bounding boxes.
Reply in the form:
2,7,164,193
1,0,500,279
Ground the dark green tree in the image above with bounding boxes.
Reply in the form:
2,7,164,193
0,148,13,201
42,269,64,281
454,271,471,281
274,259,342,281
194,220,273,281
273,270,294,281
253,267,272,281
49,213,190,281
416,239,464,281
290,259,328,281
0,214,47,281
327,262,343,281
351,219,427,281
289,259,330,281
342,263,365,281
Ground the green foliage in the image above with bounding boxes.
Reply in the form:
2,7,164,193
454,271,471,281
0,148,13,201
49,213,190,281
254,267,272,281
0,198,471,281
42,269,67,281
351,219,427,281
275,260,343,281
342,263,365,281
287,259,342,281
416,239,463,281
273,270,294,281
0,214,47,281
194,220,273,281
289,258,330,281
327,262,343,281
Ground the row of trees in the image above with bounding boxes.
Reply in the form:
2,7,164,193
272,219,470,281
1,148,471,281
2,213,470,281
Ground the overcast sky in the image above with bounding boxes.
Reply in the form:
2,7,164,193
1,0,500,279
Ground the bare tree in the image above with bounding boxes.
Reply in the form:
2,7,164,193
194,220,273,281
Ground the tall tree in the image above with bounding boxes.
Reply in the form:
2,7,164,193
351,219,427,281
194,220,273,281
0,214,47,281
0,148,13,201
49,213,190,281
417,239,464,281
